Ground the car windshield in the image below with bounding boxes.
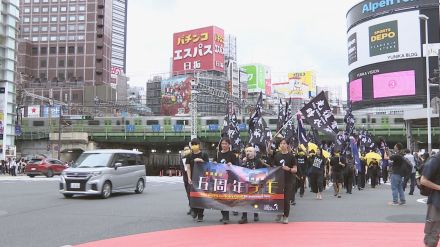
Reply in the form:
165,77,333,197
72,153,113,168
28,159,43,164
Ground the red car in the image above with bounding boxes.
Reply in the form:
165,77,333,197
25,158,68,177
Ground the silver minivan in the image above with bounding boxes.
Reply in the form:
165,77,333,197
59,149,146,199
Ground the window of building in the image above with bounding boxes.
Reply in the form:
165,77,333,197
40,60,47,67
23,27,30,32
33,0,40,3
41,47,47,54
32,47,38,55
68,46,75,54
77,46,84,53
24,0,30,3
33,7,39,13
59,25,66,31
24,8,30,13
32,26,39,32
50,36,57,41
41,26,48,32
32,17,39,23
79,5,85,11
60,16,66,21
40,72,47,79
67,71,74,78
51,16,57,22
68,36,75,41
59,36,66,41
24,18,30,23
32,37,38,42
78,15,85,21
78,24,85,31
42,7,48,12
50,26,57,32
69,16,76,21
49,47,56,54
41,36,48,41
58,72,65,80
51,7,58,12
77,35,84,40
42,0,48,2
60,6,67,12
42,17,48,22
52,0,58,2
69,6,76,11
68,25,75,31
59,46,65,54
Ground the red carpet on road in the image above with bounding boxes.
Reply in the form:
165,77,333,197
75,222,425,247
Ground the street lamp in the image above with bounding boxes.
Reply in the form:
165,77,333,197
420,14,432,154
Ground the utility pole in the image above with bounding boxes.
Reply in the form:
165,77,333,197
190,72,199,140
57,106,63,160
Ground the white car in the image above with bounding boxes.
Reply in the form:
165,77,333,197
59,149,146,199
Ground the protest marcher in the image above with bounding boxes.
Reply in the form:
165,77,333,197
308,148,326,200
295,149,308,198
386,143,406,206
368,159,380,188
273,139,297,224
330,149,345,198
239,146,265,224
185,138,209,222
214,137,238,225
9,158,16,176
344,153,355,194
180,146,191,215
403,149,417,195
420,152,440,247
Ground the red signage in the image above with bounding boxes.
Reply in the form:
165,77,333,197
172,26,225,74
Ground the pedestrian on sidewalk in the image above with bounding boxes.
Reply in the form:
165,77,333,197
420,152,440,247
386,143,406,206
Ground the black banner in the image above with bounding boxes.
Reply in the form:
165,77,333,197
190,162,285,214
300,91,339,136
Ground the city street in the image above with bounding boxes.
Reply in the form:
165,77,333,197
0,175,427,247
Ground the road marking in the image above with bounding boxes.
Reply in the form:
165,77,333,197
417,198,428,204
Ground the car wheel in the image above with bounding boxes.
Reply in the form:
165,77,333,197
63,194,74,199
101,181,112,199
28,175,35,178
46,169,54,178
135,179,145,194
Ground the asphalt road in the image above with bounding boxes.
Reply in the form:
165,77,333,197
0,175,427,247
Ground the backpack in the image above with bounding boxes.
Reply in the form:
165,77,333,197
401,156,413,178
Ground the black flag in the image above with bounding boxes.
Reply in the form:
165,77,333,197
300,91,339,136
282,100,296,146
297,112,308,147
344,102,355,135
248,92,268,153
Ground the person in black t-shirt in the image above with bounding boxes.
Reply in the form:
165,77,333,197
214,138,238,224
330,150,345,198
421,152,440,247
273,139,297,224
295,150,308,198
185,138,209,222
309,148,326,200
238,146,265,224
180,146,192,215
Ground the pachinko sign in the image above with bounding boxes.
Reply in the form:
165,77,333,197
172,26,225,74
190,162,285,214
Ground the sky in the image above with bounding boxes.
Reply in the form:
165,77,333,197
126,0,361,97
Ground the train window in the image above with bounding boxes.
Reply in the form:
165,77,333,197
394,118,404,124
176,120,188,125
134,119,142,125
371,118,376,124
361,118,366,124
88,120,100,126
206,120,219,125
125,120,130,125
146,120,159,125
268,119,278,125
381,118,389,124
116,120,121,125
33,121,45,127
164,119,171,125
104,120,112,125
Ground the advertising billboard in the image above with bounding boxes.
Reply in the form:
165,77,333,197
241,64,266,93
265,67,272,96
347,10,421,71
349,78,363,103
160,76,192,116
287,71,316,97
172,26,225,74
373,70,415,99
272,79,309,100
